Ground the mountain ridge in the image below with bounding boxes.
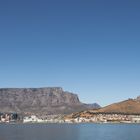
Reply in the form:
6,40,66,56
0,87,99,115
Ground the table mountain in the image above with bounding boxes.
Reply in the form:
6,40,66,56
0,87,99,115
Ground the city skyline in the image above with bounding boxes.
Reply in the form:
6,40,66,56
0,0,140,106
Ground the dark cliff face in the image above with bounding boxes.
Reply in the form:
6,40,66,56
0,87,86,114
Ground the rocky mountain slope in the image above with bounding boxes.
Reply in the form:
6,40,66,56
0,87,99,115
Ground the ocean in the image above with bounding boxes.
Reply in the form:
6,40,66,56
0,123,140,140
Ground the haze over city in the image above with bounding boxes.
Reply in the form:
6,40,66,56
0,0,140,106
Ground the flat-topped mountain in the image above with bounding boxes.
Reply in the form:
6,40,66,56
0,87,99,115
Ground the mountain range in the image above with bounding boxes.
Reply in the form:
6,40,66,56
1,87,140,116
0,87,100,115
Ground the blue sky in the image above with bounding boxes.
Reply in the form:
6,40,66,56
0,0,140,106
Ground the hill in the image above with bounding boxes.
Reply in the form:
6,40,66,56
66,98,140,119
93,99,140,114
94,99,140,114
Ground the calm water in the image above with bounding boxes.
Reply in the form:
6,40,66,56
0,123,140,140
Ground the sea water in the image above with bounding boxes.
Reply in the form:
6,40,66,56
0,123,140,140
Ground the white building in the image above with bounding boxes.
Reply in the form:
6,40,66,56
131,116,140,123
23,115,43,123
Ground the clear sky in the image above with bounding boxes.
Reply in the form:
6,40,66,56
0,0,140,106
